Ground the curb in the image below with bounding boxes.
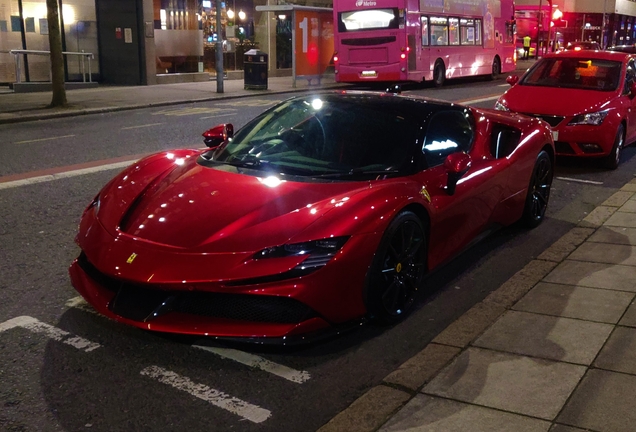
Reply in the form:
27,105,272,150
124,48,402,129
317,179,636,432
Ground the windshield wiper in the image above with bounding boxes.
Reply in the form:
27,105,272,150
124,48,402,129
312,169,400,179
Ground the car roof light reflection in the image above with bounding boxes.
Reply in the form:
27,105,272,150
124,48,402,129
311,98,323,110
260,176,284,188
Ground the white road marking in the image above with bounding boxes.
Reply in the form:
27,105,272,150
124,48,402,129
498,83,510,87
140,365,271,423
121,123,163,130
0,316,100,352
556,176,604,185
0,160,134,190
193,345,311,384
66,296,98,314
216,99,280,107
152,107,235,116
200,113,236,119
460,95,501,105
14,134,76,144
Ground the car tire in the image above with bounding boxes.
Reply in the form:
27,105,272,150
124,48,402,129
489,57,501,80
521,150,553,228
365,211,427,324
434,62,445,87
603,123,624,170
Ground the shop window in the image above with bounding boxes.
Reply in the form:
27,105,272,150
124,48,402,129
10,16,21,32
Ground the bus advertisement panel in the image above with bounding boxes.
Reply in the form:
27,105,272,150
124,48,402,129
333,0,516,85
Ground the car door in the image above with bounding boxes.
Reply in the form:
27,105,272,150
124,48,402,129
418,110,506,269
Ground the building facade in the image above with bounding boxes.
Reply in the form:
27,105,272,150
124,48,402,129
0,0,331,85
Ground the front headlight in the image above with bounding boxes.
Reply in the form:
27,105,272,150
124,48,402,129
568,110,609,126
494,100,509,111
254,236,349,272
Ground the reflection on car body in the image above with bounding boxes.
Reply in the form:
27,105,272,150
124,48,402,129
70,91,555,344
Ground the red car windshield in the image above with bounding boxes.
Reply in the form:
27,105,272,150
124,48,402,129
520,57,622,91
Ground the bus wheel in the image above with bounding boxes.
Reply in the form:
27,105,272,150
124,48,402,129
490,57,501,80
434,62,445,87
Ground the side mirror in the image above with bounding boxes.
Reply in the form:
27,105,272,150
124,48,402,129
444,152,472,196
506,75,519,86
202,123,234,148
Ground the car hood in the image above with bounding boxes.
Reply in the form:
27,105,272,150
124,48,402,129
100,156,371,252
501,84,618,116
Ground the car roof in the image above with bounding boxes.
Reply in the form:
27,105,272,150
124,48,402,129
541,50,632,61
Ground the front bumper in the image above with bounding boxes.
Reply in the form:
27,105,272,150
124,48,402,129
550,124,616,157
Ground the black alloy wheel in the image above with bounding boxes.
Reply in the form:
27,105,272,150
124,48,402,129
603,123,624,170
434,62,445,87
490,57,501,80
521,150,553,228
366,211,427,324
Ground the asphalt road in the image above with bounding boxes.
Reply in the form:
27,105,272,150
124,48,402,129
1,77,635,432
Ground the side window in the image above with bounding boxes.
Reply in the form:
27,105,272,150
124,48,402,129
624,60,636,94
490,123,521,159
421,16,429,46
422,110,474,167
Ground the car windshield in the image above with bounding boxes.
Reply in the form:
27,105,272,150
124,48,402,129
201,95,423,179
520,57,622,91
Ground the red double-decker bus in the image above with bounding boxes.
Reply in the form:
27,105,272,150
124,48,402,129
333,0,516,85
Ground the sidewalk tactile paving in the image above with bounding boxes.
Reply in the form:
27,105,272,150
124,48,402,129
473,310,613,365
568,243,636,267
557,369,636,432
512,282,634,323
543,260,636,292
593,326,636,374
379,394,551,432
423,347,586,420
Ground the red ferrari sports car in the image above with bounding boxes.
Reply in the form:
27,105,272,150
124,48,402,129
70,91,554,343
496,50,636,169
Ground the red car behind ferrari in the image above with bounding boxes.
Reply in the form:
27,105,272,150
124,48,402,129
70,91,555,343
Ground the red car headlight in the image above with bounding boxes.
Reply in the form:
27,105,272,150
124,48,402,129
254,236,349,271
568,110,609,126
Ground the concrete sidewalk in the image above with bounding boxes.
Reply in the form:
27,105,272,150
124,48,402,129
0,74,347,125
320,179,636,432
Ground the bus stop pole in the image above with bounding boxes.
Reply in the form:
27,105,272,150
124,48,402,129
215,0,224,93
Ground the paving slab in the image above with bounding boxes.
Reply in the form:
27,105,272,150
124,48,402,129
602,190,634,207
593,326,636,375
579,206,616,228
431,302,506,348
542,260,636,292
317,385,411,432
618,301,636,327
423,347,586,420
557,369,636,432
568,243,636,267
617,200,636,213
383,343,461,391
587,226,636,246
512,282,634,323
604,211,636,228
536,227,595,262
473,310,612,365
549,425,591,432
379,394,550,432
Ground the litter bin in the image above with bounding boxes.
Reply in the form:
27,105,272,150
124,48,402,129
244,49,268,90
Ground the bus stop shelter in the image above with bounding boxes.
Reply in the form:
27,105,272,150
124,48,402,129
255,5,333,88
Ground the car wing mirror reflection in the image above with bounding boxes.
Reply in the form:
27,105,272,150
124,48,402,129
444,152,472,196
506,75,519,86
202,123,234,148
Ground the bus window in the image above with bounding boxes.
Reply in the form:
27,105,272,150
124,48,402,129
475,19,482,45
430,16,448,46
449,18,459,45
505,20,515,44
339,8,399,32
421,16,429,46
460,18,475,45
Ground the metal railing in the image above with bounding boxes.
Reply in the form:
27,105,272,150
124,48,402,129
9,49,94,83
